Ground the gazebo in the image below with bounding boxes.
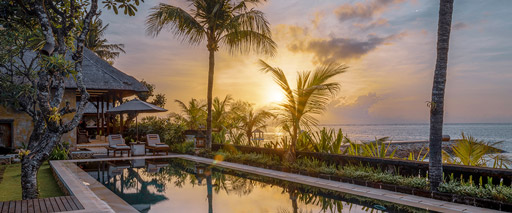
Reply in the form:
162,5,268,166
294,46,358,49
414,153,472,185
73,49,148,144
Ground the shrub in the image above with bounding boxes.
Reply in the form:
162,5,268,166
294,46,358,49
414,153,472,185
170,141,194,154
49,142,70,160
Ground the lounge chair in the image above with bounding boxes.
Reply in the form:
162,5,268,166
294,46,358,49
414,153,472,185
107,134,131,157
77,129,89,144
146,159,169,173
145,134,169,155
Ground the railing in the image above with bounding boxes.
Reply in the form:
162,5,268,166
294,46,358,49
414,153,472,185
212,143,512,185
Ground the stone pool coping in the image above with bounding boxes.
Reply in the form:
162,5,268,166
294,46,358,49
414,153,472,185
52,154,500,213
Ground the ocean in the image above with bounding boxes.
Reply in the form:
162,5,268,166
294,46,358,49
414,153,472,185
318,123,512,153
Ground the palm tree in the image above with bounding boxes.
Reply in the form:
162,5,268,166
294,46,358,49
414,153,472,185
85,18,126,64
232,102,273,145
429,0,454,192
212,95,233,130
146,0,277,150
259,60,347,162
170,99,207,130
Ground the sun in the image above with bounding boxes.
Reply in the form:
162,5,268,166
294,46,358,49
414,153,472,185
268,90,285,103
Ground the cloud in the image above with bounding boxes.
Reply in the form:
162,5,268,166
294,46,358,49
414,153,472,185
320,93,381,124
288,32,407,64
353,18,390,30
334,0,406,22
452,22,469,30
311,11,325,29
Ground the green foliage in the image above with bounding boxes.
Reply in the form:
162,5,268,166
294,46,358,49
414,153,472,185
259,60,347,158
170,98,207,130
49,142,70,160
0,162,64,201
344,137,396,158
170,141,195,154
443,132,510,168
406,146,429,161
85,17,126,64
103,0,144,16
439,177,512,203
124,116,185,144
136,80,166,107
298,128,344,154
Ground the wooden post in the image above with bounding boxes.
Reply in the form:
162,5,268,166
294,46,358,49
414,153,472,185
119,95,124,134
101,96,105,141
96,97,99,137
106,95,111,137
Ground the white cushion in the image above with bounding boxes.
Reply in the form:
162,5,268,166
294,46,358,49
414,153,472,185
110,144,129,149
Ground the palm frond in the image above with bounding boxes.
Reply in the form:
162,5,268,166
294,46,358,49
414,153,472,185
146,3,205,45
221,30,276,56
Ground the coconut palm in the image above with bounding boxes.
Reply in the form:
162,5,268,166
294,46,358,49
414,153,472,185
85,18,126,64
259,60,347,162
170,99,206,130
429,0,454,191
146,0,277,149
212,95,233,130
232,102,273,145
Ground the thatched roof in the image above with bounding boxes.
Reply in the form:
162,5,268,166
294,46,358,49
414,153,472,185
65,49,148,93
2,48,147,93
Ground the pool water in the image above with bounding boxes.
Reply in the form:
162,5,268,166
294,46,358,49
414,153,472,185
77,158,429,213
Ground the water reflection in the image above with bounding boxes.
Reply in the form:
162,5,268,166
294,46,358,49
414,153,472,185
78,159,426,213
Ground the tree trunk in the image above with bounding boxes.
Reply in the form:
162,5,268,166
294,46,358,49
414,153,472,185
21,132,60,199
207,173,213,213
285,124,298,162
21,158,42,200
206,49,215,150
246,130,252,146
429,0,454,192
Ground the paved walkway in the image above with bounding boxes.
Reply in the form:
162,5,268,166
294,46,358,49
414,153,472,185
180,155,500,213
52,154,501,213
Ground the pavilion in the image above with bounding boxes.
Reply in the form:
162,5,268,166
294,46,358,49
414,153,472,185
0,48,148,150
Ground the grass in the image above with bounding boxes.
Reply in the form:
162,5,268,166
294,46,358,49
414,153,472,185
0,162,64,201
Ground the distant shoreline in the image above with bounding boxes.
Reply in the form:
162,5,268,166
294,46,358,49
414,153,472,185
319,123,512,126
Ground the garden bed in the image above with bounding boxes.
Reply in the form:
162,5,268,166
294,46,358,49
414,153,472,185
200,150,512,212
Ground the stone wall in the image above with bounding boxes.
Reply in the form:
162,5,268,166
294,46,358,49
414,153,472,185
0,90,77,149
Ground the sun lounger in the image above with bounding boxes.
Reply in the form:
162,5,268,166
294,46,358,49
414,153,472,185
145,134,169,155
107,134,131,157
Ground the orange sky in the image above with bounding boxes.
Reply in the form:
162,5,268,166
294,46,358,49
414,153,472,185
101,0,512,124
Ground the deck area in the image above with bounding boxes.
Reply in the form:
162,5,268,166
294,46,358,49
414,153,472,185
0,196,83,213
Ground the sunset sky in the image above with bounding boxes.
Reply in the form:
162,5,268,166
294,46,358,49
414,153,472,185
100,0,512,124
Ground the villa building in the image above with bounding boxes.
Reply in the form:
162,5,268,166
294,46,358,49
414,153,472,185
0,49,147,150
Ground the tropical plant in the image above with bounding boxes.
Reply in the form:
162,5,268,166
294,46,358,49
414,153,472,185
442,132,510,168
298,128,344,154
146,0,277,150
212,95,233,130
231,101,274,146
428,0,454,191
406,146,429,161
259,60,347,162
343,137,396,158
170,98,207,130
124,116,185,144
49,142,70,160
85,17,126,64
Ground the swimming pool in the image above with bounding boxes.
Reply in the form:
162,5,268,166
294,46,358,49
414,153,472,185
77,158,428,213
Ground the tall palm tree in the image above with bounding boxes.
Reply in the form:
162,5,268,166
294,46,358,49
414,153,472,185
85,18,126,64
170,98,207,130
146,0,277,149
429,0,454,192
259,60,347,162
